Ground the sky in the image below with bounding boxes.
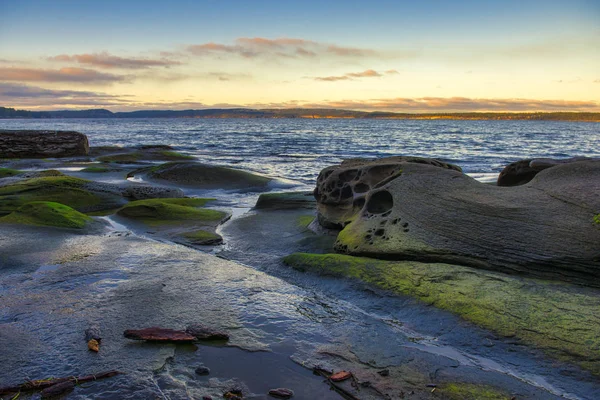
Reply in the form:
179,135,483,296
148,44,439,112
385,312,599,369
0,0,599,112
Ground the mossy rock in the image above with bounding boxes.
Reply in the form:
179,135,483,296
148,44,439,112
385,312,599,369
0,201,92,229
255,191,316,209
594,213,600,225
0,167,21,178
437,383,511,400
97,150,193,163
181,229,223,245
80,166,112,173
0,176,104,215
132,161,271,190
116,198,224,226
283,252,600,375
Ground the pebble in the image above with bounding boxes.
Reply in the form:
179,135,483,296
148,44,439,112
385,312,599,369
195,366,210,376
268,387,294,398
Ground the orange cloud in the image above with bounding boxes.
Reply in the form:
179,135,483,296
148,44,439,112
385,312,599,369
187,37,377,59
0,67,126,83
48,52,180,69
314,69,389,81
299,97,600,112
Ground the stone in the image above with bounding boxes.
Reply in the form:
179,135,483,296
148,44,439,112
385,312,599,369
123,327,196,342
84,324,102,342
0,130,89,158
330,160,600,286
497,156,593,186
87,339,100,352
186,323,229,340
255,191,316,210
195,366,210,375
313,156,462,229
268,387,294,398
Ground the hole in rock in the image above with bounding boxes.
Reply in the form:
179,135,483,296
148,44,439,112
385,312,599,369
366,190,394,214
353,198,366,209
354,183,370,193
374,229,385,236
340,185,353,200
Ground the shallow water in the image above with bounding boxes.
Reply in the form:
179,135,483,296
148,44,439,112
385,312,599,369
1,119,600,398
1,118,599,185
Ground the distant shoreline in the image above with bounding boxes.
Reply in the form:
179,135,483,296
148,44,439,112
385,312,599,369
1,106,599,122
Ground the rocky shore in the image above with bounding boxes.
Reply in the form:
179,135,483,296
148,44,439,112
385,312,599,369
1,130,599,399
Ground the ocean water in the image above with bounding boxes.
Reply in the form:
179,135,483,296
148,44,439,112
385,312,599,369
1,118,599,184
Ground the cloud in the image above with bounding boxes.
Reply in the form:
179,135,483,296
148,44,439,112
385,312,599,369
0,82,128,107
385,69,399,75
314,69,390,81
0,67,126,83
187,37,377,59
297,97,600,112
48,52,180,69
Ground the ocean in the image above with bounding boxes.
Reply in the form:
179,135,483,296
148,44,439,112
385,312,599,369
1,118,599,185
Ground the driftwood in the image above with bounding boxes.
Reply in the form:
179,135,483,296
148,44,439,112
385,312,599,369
0,370,122,396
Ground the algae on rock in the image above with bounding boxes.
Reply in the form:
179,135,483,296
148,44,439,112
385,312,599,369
283,252,600,375
1,201,93,229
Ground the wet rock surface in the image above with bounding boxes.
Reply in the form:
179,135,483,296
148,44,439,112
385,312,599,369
324,160,600,285
186,323,230,340
129,161,272,190
124,327,197,342
0,130,89,158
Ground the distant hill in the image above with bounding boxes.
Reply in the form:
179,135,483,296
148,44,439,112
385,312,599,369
1,106,599,121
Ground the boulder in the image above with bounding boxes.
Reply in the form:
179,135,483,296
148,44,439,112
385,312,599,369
326,160,600,286
0,130,89,158
128,161,272,190
497,156,593,186
314,156,462,229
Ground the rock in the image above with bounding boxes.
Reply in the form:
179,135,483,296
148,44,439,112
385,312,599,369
195,366,211,375
330,160,600,286
40,381,75,399
123,327,197,342
268,388,294,398
377,369,390,377
122,185,185,200
186,323,230,340
314,156,462,229
224,388,243,399
497,157,592,186
84,324,102,342
129,161,272,190
181,230,224,245
116,198,226,227
255,191,316,210
329,371,352,382
0,130,89,158
87,339,100,352
0,201,94,229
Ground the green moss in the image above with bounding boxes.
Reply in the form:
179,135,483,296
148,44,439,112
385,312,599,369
283,253,600,375
0,201,92,229
81,166,111,173
116,198,224,226
439,383,511,400
0,176,102,215
181,229,222,244
97,153,142,163
297,215,315,228
594,214,600,225
0,167,21,178
158,151,195,160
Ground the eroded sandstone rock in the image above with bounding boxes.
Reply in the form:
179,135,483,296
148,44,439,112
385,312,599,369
314,156,461,229
330,160,600,285
497,156,593,186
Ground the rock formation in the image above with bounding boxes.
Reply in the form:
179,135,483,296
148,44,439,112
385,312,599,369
314,156,462,229
497,156,593,186
0,130,89,158
316,158,600,285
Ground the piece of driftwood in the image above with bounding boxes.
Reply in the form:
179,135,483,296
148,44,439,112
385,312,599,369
0,370,122,395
